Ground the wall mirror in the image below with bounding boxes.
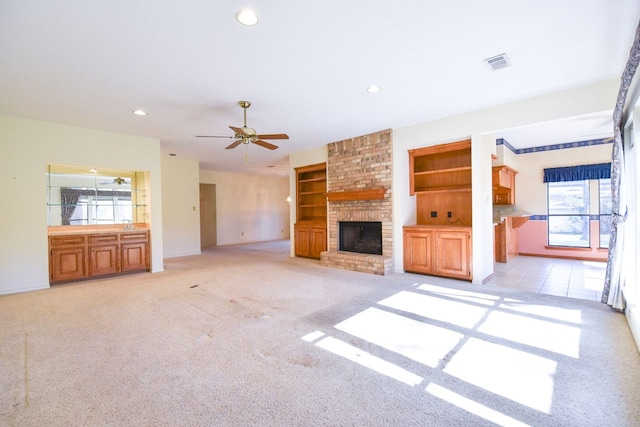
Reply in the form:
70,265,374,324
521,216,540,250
47,164,147,227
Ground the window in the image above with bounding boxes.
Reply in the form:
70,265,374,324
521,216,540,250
69,192,132,225
547,180,590,247
599,178,612,248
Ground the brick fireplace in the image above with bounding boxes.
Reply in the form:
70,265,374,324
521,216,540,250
320,129,394,275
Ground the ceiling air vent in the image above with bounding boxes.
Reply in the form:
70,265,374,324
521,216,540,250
484,53,510,71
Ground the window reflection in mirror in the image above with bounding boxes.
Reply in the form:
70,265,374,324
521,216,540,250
47,164,147,227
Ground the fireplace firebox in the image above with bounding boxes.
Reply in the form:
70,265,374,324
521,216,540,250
339,221,383,255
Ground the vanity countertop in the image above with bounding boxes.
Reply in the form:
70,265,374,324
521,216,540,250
48,225,149,236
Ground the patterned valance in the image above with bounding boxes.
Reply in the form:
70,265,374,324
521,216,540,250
543,163,611,183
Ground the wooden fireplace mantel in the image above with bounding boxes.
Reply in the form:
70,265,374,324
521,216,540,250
325,188,386,202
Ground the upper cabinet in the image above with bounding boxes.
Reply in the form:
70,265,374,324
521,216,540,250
492,165,518,205
408,139,471,195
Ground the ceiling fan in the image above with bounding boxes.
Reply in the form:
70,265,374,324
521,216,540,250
196,101,289,150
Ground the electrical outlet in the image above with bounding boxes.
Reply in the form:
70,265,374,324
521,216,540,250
431,211,437,218
447,211,452,218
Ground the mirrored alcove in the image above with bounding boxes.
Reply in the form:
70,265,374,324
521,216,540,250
47,164,148,227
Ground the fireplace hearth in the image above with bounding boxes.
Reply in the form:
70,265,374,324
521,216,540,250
339,221,382,255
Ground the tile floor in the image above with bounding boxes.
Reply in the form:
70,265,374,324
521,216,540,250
486,255,607,302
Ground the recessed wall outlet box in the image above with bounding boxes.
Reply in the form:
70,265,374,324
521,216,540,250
431,211,437,218
447,211,452,218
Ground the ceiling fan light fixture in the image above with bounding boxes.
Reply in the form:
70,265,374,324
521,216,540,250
236,9,258,26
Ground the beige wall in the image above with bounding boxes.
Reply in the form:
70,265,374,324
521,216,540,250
199,170,290,246
0,115,164,295
162,155,201,258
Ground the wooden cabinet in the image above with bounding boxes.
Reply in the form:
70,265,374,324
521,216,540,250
88,234,119,276
120,232,150,272
434,229,471,279
403,228,434,274
492,166,517,205
49,230,150,284
294,162,327,259
50,234,87,282
403,226,472,281
294,224,326,259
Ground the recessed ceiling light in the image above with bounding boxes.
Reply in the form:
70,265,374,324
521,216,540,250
169,153,177,157
367,85,381,94
133,109,147,116
236,9,258,26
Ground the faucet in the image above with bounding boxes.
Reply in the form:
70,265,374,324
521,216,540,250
124,220,134,230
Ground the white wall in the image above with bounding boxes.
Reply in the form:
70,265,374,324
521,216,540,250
393,79,619,283
161,155,201,258
0,115,164,295
199,170,290,246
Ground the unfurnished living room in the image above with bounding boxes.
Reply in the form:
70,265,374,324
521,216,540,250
2,2,640,426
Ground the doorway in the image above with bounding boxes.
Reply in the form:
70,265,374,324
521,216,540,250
199,184,217,248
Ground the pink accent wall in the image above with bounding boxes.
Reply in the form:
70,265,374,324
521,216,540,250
518,220,607,261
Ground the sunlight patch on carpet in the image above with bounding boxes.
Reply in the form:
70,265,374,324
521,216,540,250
499,299,582,324
378,290,488,329
478,311,580,358
315,336,423,386
334,307,464,368
444,338,556,413
417,284,501,306
426,383,530,427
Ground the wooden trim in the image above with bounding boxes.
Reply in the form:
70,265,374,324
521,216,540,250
326,188,386,202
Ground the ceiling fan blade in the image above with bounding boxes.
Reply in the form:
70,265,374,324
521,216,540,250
253,139,279,150
225,140,243,149
229,126,247,136
196,135,233,138
256,133,289,140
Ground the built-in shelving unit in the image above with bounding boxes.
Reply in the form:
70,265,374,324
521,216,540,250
294,162,327,259
409,140,472,195
404,139,473,280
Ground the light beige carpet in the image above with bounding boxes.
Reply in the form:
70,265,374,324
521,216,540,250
1,240,639,426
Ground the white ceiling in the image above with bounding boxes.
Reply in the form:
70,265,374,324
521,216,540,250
1,1,637,176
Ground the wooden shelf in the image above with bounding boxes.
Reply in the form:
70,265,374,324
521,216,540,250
414,166,471,176
414,185,472,194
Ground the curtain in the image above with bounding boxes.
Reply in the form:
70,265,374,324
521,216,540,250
543,163,611,183
601,19,640,310
60,188,81,225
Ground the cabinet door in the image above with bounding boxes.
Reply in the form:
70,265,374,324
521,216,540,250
50,247,86,282
294,225,310,257
309,226,327,259
403,229,434,274
435,231,471,280
89,244,119,276
121,242,149,272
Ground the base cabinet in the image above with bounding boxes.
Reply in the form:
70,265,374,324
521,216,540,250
49,230,150,284
294,224,326,259
50,246,86,282
403,226,471,281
